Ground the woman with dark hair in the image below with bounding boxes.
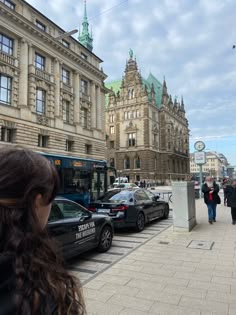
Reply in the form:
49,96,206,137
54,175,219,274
0,147,85,315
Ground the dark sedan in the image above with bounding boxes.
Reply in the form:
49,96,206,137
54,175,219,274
47,197,113,259
88,188,169,232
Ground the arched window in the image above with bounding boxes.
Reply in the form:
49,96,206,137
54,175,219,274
131,89,135,98
135,156,141,169
128,89,131,99
124,157,130,169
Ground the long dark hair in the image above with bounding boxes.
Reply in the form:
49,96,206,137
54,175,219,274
0,147,85,314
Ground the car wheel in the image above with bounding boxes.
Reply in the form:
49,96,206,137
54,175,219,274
163,205,169,219
97,225,113,252
135,212,145,232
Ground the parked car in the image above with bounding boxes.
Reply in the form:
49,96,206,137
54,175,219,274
47,197,114,259
88,188,169,232
110,182,139,189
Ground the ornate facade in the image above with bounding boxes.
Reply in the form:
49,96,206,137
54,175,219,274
106,52,190,184
0,0,107,159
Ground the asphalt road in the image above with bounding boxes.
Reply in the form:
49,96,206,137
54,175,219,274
67,214,173,285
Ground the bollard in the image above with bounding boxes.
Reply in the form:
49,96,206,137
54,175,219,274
172,181,197,232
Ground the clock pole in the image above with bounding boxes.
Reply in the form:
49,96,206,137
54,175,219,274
199,164,203,198
194,141,206,198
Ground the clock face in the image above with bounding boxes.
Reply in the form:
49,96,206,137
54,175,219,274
194,141,205,151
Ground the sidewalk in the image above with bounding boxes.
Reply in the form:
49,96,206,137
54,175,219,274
83,198,236,315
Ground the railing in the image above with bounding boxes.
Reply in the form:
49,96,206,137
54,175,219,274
61,82,73,94
29,65,53,83
80,91,90,102
0,51,18,67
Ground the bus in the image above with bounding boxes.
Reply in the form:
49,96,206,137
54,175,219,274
39,152,110,208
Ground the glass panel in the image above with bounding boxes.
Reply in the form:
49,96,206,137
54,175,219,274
49,203,63,221
1,76,8,88
109,191,132,201
56,201,85,219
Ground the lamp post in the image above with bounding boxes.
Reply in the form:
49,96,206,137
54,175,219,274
55,29,78,40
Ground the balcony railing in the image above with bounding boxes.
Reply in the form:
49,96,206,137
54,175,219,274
29,65,54,83
80,90,90,102
0,51,18,67
61,82,73,94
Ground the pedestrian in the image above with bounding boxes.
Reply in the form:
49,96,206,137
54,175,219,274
222,178,228,206
202,176,220,224
225,180,236,225
0,147,85,315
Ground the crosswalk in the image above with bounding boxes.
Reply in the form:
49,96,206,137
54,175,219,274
67,215,173,285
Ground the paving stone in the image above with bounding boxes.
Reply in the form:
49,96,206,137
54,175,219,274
83,288,115,302
99,282,140,297
179,296,229,314
85,299,123,315
106,294,154,312
149,301,201,315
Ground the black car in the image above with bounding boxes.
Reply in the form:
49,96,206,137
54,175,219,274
47,197,113,259
88,188,169,232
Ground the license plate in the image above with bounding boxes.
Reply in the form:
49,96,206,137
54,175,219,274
97,208,110,214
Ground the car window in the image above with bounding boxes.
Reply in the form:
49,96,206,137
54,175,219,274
135,190,148,201
56,201,86,219
49,203,64,221
109,191,133,201
99,189,121,201
144,190,154,200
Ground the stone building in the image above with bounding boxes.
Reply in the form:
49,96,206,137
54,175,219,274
106,52,190,184
0,0,107,159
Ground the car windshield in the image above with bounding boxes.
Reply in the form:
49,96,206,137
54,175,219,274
109,191,133,201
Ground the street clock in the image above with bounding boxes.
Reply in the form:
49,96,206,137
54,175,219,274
194,141,205,151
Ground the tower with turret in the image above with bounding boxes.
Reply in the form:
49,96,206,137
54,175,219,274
78,0,93,51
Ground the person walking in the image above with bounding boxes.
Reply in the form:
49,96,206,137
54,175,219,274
225,180,236,225
222,178,228,206
202,176,220,224
0,147,85,315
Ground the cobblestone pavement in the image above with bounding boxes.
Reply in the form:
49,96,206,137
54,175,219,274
79,193,236,315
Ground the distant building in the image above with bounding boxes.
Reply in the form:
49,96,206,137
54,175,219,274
190,151,228,180
227,165,236,179
0,0,107,159
105,52,190,185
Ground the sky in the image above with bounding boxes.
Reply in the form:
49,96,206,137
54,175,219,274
26,0,236,165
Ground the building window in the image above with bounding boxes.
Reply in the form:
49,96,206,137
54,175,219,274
0,0,15,10
62,68,70,85
136,109,140,117
63,100,70,123
35,53,45,71
38,134,48,147
81,52,87,60
0,74,12,105
110,126,114,134
62,39,69,48
128,111,132,119
66,140,73,152
80,79,88,94
1,126,14,142
36,88,46,114
85,144,92,154
133,110,136,119
124,157,130,169
124,112,128,120
36,20,46,31
81,108,88,128
0,33,13,55
135,156,141,169
128,132,136,146
109,114,114,123
110,141,114,149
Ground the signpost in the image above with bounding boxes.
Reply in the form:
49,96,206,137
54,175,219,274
194,141,206,198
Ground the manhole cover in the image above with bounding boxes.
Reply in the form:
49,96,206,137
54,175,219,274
187,240,214,250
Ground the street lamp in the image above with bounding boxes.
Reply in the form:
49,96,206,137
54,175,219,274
55,29,78,40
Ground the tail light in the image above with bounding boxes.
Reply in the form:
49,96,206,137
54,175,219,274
87,206,96,212
112,205,128,212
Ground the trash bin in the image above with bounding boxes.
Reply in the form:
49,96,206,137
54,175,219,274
194,188,200,199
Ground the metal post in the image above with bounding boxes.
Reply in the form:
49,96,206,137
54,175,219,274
199,164,203,198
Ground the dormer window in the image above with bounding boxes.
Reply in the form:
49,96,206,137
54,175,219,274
36,20,46,32
62,39,70,48
0,0,15,10
81,52,88,60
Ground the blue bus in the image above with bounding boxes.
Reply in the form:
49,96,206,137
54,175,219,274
39,152,109,208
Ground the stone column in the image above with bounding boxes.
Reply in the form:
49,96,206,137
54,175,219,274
172,181,197,232
28,43,33,65
18,39,28,107
54,58,61,117
90,81,97,129
97,85,102,130
73,71,80,124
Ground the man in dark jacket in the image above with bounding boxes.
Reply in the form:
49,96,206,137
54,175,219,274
225,180,236,225
202,177,220,224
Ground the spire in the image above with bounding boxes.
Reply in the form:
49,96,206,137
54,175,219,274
181,96,185,112
78,0,93,51
161,77,168,105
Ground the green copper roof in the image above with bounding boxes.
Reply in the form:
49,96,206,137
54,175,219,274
105,73,163,108
78,0,93,51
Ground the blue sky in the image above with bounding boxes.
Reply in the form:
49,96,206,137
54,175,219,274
27,0,236,165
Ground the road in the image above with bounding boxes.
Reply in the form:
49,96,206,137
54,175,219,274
67,214,173,285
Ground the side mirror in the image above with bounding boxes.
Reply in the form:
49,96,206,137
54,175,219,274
80,211,92,221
